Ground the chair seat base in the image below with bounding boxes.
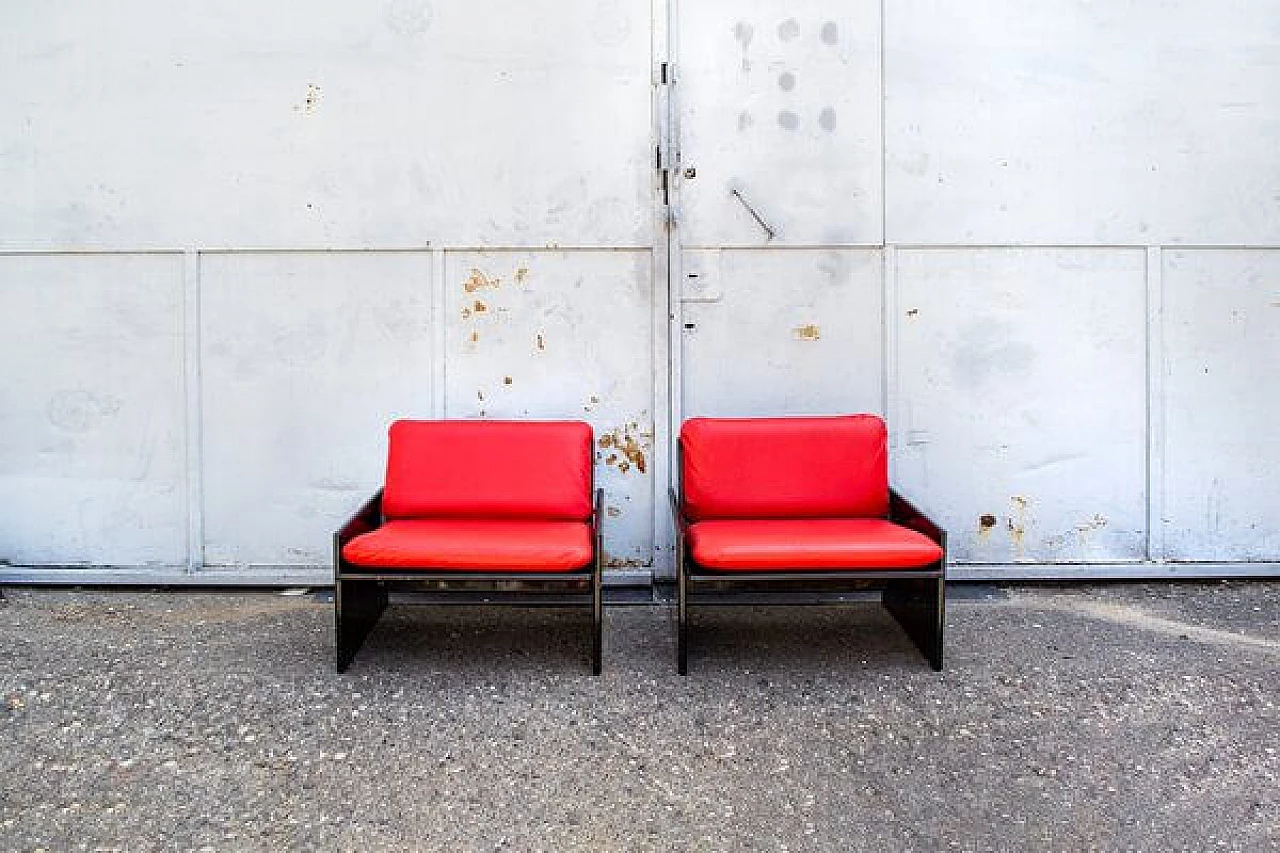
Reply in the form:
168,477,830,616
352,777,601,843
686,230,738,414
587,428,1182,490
678,558,946,675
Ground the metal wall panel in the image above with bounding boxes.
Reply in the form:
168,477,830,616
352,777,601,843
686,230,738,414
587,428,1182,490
676,0,883,246
444,250,656,567
0,253,186,566
894,249,1149,563
199,252,433,567
1163,249,1280,561
3,2,1279,582
680,248,883,416
885,1,1280,245
0,1,653,249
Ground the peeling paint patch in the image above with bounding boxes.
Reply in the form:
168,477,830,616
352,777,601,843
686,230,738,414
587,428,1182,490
906,308,920,318
472,300,487,314
1075,514,1108,544
604,556,647,568
294,84,321,115
977,513,998,542
606,507,621,518
515,266,530,284
463,269,501,292
502,376,512,385
598,424,648,475
793,323,821,341
47,390,122,433
1008,496,1031,558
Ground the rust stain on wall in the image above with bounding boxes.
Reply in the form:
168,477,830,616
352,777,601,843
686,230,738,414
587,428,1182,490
503,376,512,385
463,269,501,292
793,323,821,341
472,300,487,313
515,266,530,284
535,332,546,351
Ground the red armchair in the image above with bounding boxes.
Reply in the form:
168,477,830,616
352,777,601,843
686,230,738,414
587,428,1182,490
335,420,603,674
671,414,946,674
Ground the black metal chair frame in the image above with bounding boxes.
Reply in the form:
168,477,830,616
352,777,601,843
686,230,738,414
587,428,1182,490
671,486,947,675
334,487,604,675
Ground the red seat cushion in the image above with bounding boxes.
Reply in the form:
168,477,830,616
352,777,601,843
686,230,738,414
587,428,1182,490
383,420,593,521
342,520,593,571
680,415,888,521
687,519,943,570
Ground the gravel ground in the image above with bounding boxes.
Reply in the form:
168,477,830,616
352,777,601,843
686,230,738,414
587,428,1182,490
0,581,1276,852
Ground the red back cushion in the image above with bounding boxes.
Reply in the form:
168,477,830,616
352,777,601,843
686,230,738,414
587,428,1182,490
680,415,888,521
383,420,593,520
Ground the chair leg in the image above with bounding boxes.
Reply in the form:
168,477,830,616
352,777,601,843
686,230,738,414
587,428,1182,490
591,554,603,676
335,577,388,673
677,547,689,676
882,573,945,671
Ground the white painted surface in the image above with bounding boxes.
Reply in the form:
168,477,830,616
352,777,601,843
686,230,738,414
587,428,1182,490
894,249,1149,563
0,0,653,249
0,254,187,566
443,250,656,567
680,249,883,417
1163,250,1280,561
199,252,433,567
1,2,1278,579
885,0,1280,246
676,0,883,246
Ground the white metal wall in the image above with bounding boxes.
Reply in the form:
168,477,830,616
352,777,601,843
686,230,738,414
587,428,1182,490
1,1,1277,582
673,0,1279,578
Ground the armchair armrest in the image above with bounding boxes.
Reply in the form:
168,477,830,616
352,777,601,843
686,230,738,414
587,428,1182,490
337,489,384,547
889,488,945,547
590,488,604,536
668,487,689,534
